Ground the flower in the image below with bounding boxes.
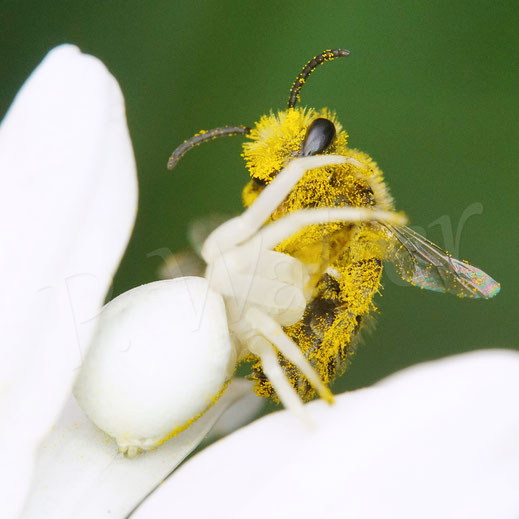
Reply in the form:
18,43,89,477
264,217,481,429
133,349,519,519
0,42,137,517
2,45,254,519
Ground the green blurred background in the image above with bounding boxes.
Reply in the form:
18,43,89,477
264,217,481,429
2,1,518,395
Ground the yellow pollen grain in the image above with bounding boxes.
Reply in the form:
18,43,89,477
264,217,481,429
155,381,231,447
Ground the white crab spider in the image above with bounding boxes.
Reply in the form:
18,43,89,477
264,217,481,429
74,155,405,455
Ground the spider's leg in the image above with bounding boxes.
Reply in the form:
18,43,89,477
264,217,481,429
238,155,354,234
248,336,312,426
247,307,333,404
202,155,352,261
249,206,407,251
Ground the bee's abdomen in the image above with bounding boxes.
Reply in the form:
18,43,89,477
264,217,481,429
250,255,383,402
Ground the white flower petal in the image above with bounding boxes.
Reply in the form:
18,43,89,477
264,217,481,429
20,379,253,519
207,388,265,440
0,44,137,517
133,350,519,519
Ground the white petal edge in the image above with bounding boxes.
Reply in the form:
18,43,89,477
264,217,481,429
20,378,253,519
0,44,138,517
207,387,265,440
133,350,519,519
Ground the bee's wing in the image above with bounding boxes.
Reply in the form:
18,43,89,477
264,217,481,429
385,225,500,299
158,214,232,280
187,213,232,255
158,250,206,280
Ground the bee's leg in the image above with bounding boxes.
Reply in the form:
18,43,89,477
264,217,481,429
246,307,334,404
250,206,406,251
247,335,312,426
202,155,350,261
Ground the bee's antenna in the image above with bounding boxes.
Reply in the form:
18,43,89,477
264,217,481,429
288,49,350,109
167,125,250,170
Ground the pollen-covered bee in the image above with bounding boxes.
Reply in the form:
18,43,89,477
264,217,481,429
167,49,500,405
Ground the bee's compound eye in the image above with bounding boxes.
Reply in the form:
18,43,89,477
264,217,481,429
302,118,336,156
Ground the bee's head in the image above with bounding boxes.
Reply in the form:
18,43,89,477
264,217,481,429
167,49,350,174
242,108,348,186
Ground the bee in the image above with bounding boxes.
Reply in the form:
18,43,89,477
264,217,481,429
167,49,500,405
